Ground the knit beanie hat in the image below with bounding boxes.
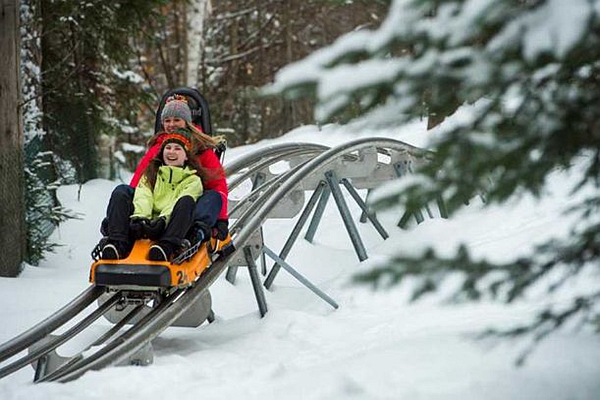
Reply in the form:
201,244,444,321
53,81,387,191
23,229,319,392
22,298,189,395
161,95,192,123
161,129,193,152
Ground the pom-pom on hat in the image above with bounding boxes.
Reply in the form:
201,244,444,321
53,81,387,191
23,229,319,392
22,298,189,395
160,129,193,152
161,95,192,123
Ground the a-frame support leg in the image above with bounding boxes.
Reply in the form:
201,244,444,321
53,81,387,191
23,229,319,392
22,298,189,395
325,170,368,262
339,178,388,240
244,246,268,318
264,181,326,289
304,186,331,243
226,172,267,284
395,161,425,228
263,246,338,309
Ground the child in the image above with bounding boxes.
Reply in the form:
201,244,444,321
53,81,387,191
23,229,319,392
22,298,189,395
102,129,203,261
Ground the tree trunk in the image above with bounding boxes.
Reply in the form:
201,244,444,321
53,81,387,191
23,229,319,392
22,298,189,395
186,0,212,87
0,0,25,276
257,2,266,138
281,1,296,133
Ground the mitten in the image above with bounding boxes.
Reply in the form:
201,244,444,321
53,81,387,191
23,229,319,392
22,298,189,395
213,219,229,240
145,217,166,240
130,217,150,239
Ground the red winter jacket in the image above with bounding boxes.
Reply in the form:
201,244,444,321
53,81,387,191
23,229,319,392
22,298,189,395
130,134,228,220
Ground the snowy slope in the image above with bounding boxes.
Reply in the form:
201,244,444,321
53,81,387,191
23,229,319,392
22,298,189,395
1,121,599,400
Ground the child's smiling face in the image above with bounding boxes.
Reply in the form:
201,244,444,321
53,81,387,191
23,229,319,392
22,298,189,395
162,143,188,166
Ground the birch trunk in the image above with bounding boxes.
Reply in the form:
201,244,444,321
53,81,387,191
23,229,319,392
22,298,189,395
186,0,212,87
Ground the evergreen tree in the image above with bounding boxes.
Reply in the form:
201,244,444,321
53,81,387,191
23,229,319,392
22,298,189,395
203,0,388,145
21,0,75,265
39,0,168,183
19,0,166,264
270,0,600,356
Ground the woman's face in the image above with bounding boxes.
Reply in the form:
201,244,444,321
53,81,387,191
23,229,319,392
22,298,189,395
162,143,188,166
163,117,187,133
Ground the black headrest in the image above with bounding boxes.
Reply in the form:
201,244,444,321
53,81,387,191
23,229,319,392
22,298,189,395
155,87,212,135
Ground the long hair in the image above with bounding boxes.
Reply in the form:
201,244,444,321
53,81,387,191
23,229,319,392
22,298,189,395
147,124,225,152
184,122,226,152
147,125,226,183
142,145,205,189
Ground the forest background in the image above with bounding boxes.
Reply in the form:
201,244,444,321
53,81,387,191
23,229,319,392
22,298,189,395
2,0,389,270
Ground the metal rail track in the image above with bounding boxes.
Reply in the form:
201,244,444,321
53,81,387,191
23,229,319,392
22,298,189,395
0,286,104,363
0,138,430,383
0,143,329,382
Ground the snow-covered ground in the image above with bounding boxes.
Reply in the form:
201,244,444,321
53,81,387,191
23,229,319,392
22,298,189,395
1,121,599,400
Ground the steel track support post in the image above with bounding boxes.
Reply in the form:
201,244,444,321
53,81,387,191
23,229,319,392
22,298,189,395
226,172,268,284
407,163,434,219
359,189,372,223
340,179,388,240
325,170,368,262
253,173,268,275
33,355,48,382
414,209,425,224
244,246,268,318
260,227,267,275
263,247,339,309
437,196,448,219
304,183,330,243
252,171,267,188
398,211,412,229
424,203,434,218
264,181,326,289
394,161,424,226
225,265,238,284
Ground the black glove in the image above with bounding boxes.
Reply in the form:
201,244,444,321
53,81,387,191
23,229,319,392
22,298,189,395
213,219,229,240
192,221,211,243
130,217,150,239
145,217,166,240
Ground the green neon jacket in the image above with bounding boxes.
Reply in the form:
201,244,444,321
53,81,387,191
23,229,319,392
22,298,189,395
132,165,203,222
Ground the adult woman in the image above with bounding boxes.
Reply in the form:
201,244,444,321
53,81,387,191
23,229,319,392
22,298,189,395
103,130,203,261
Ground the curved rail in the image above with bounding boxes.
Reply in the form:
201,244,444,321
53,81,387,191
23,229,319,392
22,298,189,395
46,138,428,381
0,137,431,383
227,142,329,220
228,146,326,192
225,142,329,176
0,285,104,362
38,287,187,382
38,146,328,382
233,137,428,247
38,218,254,382
229,160,309,228
0,292,121,379
229,159,310,220
46,237,247,382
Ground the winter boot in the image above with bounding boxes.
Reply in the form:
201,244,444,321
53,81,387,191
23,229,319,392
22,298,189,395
101,240,130,260
148,241,176,262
